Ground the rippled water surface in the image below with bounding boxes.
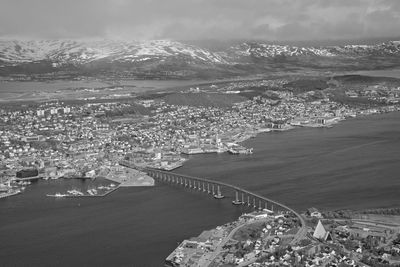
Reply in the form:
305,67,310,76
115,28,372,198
1,112,399,266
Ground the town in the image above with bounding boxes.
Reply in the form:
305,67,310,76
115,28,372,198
166,207,400,267
1,76,400,199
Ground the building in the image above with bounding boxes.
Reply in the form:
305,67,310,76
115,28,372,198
313,220,332,241
16,169,39,178
307,207,323,218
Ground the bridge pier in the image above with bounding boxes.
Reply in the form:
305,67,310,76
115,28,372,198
214,185,224,199
258,200,262,210
241,193,244,205
247,196,251,207
212,184,215,195
207,183,210,194
253,198,256,208
232,191,240,205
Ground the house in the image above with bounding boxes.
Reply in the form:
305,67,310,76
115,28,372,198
307,207,323,218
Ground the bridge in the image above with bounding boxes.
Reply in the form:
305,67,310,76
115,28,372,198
120,161,307,243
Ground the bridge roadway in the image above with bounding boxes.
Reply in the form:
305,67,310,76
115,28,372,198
143,167,306,241
119,161,307,244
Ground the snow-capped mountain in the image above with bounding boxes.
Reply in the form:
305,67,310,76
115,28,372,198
0,39,227,66
228,41,400,59
229,43,336,58
1,39,400,76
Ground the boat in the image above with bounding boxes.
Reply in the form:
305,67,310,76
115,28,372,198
228,148,239,155
46,193,66,198
67,189,84,196
258,128,271,133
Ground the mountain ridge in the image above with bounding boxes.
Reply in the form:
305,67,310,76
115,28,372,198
1,39,400,77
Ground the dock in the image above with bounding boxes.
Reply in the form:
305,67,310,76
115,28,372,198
47,185,120,198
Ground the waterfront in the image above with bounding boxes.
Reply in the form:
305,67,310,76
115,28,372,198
177,111,400,211
0,112,400,266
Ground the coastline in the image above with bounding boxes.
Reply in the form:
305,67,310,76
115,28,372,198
174,109,400,211
181,108,400,163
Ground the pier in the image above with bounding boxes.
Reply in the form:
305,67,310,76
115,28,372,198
66,186,120,198
47,186,121,198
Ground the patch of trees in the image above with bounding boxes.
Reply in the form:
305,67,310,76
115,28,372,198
360,208,400,216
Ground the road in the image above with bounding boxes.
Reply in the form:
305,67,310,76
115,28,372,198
198,221,248,267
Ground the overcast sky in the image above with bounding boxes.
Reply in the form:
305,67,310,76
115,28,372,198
0,0,399,41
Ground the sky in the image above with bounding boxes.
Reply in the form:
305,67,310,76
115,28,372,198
0,0,399,41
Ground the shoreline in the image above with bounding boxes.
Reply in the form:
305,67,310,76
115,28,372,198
179,109,400,167
173,109,400,213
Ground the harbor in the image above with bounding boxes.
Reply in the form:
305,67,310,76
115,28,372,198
46,183,120,198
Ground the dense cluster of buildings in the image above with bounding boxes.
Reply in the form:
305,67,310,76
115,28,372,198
166,207,400,267
1,78,400,197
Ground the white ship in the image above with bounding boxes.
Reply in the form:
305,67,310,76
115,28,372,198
46,193,66,198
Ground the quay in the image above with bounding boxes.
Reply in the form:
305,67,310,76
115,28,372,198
15,176,41,182
67,186,120,198
47,185,121,198
0,190,21,199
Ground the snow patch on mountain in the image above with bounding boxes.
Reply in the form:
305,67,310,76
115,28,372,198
0,39,228,66
230,41,400,59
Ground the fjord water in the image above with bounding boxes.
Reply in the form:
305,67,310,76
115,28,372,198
1,112,400,266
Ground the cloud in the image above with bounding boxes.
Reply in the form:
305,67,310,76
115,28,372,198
0,0,399,41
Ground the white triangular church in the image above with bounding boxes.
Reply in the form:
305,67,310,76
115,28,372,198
313,220,332,241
